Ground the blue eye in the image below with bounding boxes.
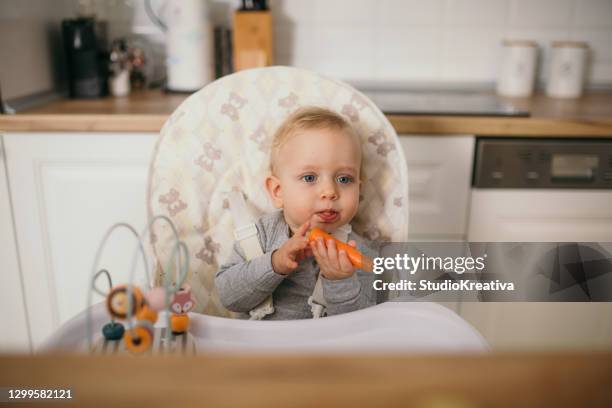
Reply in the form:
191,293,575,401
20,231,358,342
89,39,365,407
302,174,317,183
337,175,353,184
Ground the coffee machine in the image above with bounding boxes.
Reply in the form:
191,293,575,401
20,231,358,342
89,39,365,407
62,18,107,98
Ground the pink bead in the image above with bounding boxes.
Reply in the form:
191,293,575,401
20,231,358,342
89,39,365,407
144,287,166,311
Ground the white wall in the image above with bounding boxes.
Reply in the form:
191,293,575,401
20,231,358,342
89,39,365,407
271,0,612,86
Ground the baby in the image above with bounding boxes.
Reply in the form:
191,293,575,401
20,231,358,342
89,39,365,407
215,107,377,319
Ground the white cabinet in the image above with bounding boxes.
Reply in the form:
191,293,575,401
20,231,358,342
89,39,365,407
0,135,31,351
400,135,474,240
399,135,474,315
460,302,612,351
3,132,157,350
465,188,612,350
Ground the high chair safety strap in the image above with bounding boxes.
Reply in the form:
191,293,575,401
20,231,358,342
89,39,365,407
227,192,274,320
308,224,352,319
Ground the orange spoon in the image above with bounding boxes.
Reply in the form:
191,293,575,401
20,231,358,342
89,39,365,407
309,228,373,272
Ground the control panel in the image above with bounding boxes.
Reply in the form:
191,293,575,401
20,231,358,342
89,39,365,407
473,138,612,188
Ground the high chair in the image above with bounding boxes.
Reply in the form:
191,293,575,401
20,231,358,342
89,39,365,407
148,66,411,318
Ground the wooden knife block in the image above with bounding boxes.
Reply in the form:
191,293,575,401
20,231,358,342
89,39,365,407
232,11,273,71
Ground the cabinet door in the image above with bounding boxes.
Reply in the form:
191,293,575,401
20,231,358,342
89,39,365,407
465,189,612,350
399,135,474,239
0,135,31,352
398,136,474,316
4,133,157,349
461,302,612,351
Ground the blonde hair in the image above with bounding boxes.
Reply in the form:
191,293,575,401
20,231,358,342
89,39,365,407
269,106,358,174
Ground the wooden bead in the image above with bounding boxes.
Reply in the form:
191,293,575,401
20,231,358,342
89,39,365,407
123,325,153,354
136,304,158,324
107,285,145,320
102,322,125,341
170,314,190,335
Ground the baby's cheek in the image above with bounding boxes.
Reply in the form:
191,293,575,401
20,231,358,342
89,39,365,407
296,202,315,221
345,186,360,208
284,194,313,223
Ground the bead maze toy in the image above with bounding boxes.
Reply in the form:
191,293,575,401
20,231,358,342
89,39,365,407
86,215,196,355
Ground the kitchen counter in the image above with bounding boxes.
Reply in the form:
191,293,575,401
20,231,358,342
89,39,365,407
1,89,612,136
1,352,611,407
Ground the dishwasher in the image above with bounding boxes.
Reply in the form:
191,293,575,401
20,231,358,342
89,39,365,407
465,137,612,351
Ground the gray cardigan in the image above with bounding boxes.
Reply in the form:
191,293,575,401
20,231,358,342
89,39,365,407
215,210,378,319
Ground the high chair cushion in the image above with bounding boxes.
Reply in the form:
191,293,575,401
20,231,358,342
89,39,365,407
148,66,409,317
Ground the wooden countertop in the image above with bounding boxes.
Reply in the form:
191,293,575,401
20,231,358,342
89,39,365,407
1,89,612,136
1,352,611,407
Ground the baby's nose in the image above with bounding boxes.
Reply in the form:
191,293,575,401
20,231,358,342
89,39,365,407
320,182,338,200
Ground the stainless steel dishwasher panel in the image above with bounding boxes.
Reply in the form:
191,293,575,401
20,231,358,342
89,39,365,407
472,138,612,189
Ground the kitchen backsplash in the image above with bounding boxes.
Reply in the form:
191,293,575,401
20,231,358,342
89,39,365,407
105,0,612,87
269,0,612,86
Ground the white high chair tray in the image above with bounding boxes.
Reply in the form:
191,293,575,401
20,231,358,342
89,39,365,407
41,302,488,354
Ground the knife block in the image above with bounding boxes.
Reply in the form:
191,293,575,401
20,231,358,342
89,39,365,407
232,11,273,71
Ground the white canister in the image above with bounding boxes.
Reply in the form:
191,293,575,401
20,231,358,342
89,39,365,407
546,41,588,98
497,40,538,97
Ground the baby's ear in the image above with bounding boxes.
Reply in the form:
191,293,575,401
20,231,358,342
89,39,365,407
264,175,283,208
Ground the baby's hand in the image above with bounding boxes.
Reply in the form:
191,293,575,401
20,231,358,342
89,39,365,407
311,237,358,280
272,221,312,275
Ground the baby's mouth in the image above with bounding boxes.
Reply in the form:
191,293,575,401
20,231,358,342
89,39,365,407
316,209,339,223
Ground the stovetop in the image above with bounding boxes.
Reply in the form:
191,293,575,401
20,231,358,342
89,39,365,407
363,91,530,117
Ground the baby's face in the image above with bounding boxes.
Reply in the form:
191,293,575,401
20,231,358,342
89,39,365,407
266,127,361,234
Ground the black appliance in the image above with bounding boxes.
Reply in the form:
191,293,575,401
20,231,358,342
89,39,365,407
473,138,612,189
62,18,107,98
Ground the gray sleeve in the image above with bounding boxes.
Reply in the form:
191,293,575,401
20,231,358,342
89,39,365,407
320,270,376,316
215,229,285,313
320,234,378,316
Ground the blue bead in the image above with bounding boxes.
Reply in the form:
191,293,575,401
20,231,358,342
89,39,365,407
102,322,125,340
